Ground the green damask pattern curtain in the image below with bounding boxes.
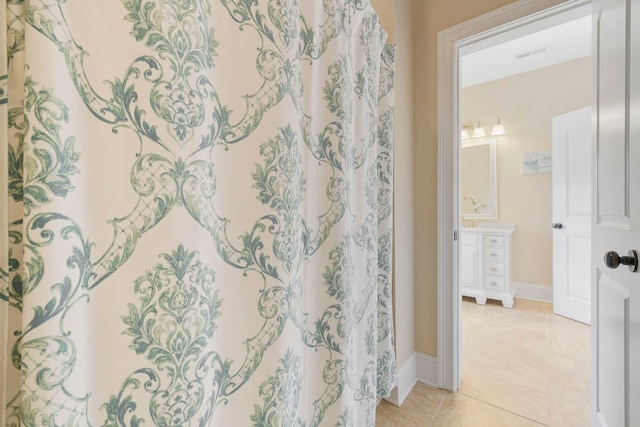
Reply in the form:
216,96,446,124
0,0,396,425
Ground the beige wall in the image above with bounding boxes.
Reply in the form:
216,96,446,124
371,0,395,43
412,0,519,358
390,1,417,370
462,57,591,287
371,1,416,369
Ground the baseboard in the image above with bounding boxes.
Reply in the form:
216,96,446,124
513,282,552,303
416,352,438,388
384,352,417,407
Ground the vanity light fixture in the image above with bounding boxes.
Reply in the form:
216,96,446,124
472,121,486,138
491,117,505,136
460,117,506,139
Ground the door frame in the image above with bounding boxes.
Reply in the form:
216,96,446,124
436,0,592,391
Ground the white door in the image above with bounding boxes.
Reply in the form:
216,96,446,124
552,107,592,325
592,0,640,425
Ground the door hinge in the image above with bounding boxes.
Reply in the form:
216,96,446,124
453,230,458,241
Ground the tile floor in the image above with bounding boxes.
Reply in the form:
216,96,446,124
376,298,590,426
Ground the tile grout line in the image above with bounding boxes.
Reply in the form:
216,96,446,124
429,392,448,424
456,391,548,426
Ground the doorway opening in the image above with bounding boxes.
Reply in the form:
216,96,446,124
458,15,593,315
455,19,592,420
436,0,592,392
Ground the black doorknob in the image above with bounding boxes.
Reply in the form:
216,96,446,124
552,223,563,229
604,250,639,272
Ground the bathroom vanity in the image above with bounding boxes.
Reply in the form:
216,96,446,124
460,226,515,308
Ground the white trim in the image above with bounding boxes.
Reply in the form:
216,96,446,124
384,352,417,407
416,352,439,388
437,9,465,390
384,352,439,407
437,0,591,392
513,282,553,302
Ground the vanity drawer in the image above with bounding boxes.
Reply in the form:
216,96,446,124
484,262,504,276
483,275,505,291
483,235,504,247
483,247,505,262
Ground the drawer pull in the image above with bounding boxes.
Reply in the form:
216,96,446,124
490,267,498,272
489,282,498,287
490,239,498,243
490,253,498,257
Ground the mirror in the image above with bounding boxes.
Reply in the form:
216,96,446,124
460,137,497,219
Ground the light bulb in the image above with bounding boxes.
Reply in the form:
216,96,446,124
472,122,485,138
491,117,505,136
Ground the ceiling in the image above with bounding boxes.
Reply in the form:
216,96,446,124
460,15,592,88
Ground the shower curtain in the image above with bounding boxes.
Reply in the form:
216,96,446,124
0,0,396,425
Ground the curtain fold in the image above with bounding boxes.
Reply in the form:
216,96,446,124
1,1,396,425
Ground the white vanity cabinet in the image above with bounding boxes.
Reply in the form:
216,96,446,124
460,228,514,308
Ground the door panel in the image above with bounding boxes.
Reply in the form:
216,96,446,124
595,271,630,427
593,0,639,425
567,125,591,214
595,0,629,222
567,236,590,301
460,245,479,289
